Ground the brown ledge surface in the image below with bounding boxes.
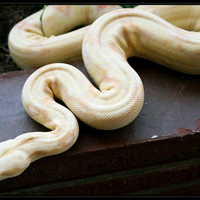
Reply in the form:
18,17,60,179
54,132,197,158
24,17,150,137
0,57,200,194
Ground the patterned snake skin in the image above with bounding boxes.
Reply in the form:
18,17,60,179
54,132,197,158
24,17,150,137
0,5,199,181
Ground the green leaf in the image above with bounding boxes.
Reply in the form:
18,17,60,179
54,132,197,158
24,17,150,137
40,5,47,37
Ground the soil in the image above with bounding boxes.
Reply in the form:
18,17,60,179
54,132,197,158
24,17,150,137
0,5,44,73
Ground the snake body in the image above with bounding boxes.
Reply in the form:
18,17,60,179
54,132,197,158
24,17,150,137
1,5,200,181
8,5,122,69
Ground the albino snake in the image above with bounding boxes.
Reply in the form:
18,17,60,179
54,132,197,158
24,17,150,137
1,5,200,181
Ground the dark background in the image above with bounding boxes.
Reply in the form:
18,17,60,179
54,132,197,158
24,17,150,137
0,5,44,73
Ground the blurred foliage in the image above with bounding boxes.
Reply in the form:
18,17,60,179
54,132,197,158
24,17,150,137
121,5,137,8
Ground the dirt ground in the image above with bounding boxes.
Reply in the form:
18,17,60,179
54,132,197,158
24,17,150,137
0,5,44,73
